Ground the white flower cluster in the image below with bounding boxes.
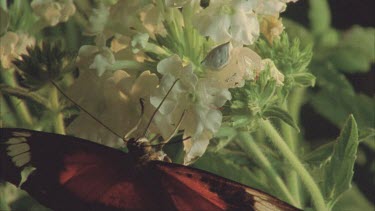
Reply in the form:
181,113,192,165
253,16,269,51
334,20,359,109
65,0,296,164
0,32,35,69
31,0,76,26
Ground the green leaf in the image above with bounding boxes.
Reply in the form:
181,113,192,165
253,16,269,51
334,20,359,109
330,26,375,73
263,105,300,132
323,115,359,208
359,128,375,144
311,90,375,130
308,0,331,35
304,141,334,167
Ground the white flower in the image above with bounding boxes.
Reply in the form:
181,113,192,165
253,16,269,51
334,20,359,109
140,4,167,37
193,0,296,46
254,0,286,16
76,35,115,76
31,0,76,26
67,70,159,147
106,1,150,36
0,32,35,69
193,0,259,46
206,47,262,88
150,55,231,164
84,4,110,35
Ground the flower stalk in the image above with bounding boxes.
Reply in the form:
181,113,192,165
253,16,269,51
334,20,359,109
236,132,298,206
259,119,327,211
49,84,65,134
1,69,33,127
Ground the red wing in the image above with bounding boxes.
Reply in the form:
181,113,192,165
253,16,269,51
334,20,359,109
0,128,165,210
152,161,302,211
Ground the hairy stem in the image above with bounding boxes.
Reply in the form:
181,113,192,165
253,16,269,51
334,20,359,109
1,70,33,127
49,84,65,134
281,88,306,206
260,119,326,211
236,132,298,206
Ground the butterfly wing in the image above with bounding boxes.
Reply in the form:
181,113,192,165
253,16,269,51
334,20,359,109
0,128,171,211
152,161,302,211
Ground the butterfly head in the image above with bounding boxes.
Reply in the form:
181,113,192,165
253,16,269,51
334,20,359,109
126,137,171,165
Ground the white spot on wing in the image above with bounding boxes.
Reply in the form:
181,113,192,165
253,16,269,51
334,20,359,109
12,131,32,137
6,137,27,144
12,152,31,167
7,143,30,156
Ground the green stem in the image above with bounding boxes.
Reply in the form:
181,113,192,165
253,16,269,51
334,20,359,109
236,132,298,206
49,85,65,134
288,88,306,123
0,84,51,109
1,69,33,127
260,119,327,210
281,102,301,207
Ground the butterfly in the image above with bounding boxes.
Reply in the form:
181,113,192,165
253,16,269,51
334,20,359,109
0,127,301,211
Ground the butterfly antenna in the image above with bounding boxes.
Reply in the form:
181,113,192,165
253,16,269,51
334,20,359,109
142,79,180,137
123,98,145,141
144,110,186,147
160,110,186,144
50,80,123,139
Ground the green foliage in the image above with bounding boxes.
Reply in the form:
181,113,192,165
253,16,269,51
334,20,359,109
311,90,374,130
329,26,375,73
311,62,354,94
7,0,38,32
256,33,313,74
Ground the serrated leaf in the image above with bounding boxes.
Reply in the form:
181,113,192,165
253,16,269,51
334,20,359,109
330,26,375,73
311,90,374,130
308,0,331,35
323,115,359,208
263,105,300,132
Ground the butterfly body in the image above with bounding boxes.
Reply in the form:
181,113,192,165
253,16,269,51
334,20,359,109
0,128,301,211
